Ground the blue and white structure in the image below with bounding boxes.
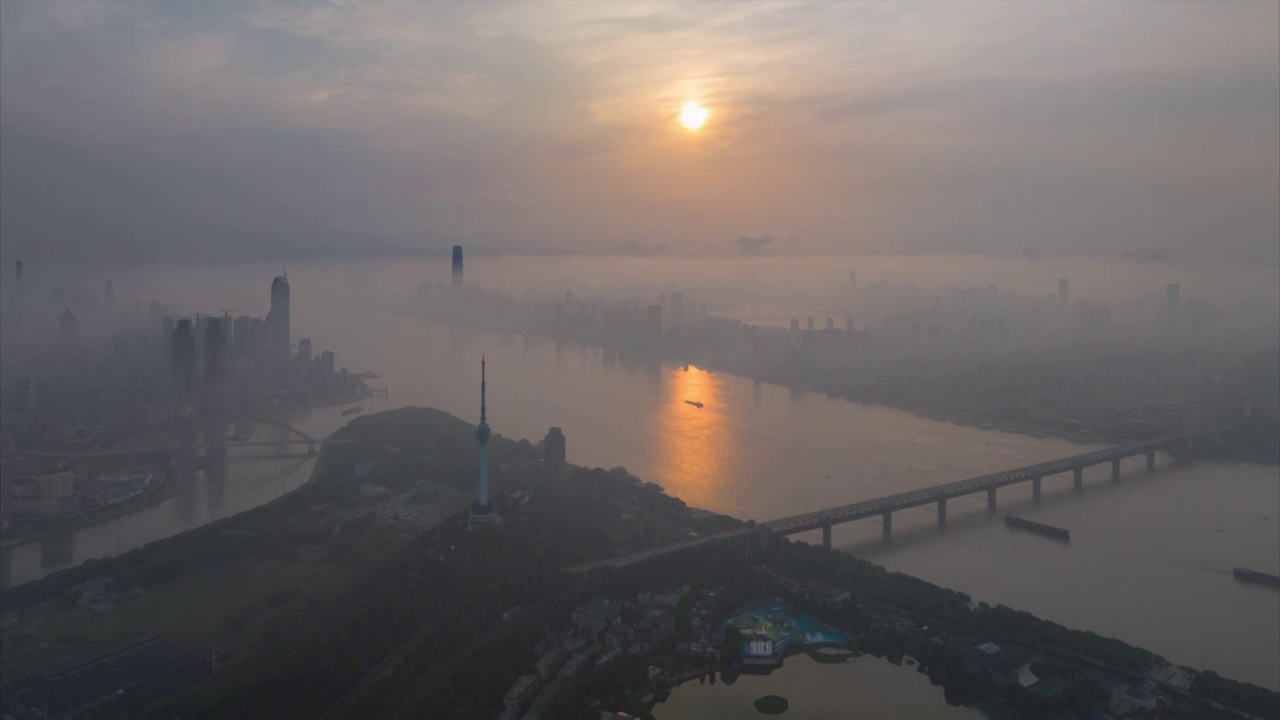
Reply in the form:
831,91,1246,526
470,355,498,524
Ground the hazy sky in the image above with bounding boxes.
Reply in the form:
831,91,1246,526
1,1,1277,263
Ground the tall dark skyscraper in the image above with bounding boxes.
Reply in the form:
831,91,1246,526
232,315,253,359
161,316,175,370
451,245,464,288
14,260,22,290
267,274,290,349
202,317,226,395
172,318,196,407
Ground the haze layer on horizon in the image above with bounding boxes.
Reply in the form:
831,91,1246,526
1,0,1277,265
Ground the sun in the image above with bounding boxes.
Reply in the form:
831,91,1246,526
679,102,709,131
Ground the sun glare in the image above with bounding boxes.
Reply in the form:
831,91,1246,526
679,102,708,131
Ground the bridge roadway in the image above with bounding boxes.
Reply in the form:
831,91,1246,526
568,424,1232,576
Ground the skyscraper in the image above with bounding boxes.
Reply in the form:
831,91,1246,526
172,318,196,409
202,316,226,393
646,304,662,342
267,274,290,349
296,337,312,376
470,356,498,525
544,427,566,475
1058,278,1069,305
232,315,253,359
451,245,464,288
161,316,175,373
1166,283,1181,309
14,260,22,290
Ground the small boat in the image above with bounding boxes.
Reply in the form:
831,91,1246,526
684,400,704,408
342,406,363,416
1233,567,1280,588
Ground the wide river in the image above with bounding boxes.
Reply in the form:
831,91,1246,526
1,257,1277,690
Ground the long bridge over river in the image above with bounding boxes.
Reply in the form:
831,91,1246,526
568,424,1234,577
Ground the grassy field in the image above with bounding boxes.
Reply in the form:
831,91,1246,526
1,558,347,682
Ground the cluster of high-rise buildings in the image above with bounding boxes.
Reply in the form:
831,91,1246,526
161,274,336,417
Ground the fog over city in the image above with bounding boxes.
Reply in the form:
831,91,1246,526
0,3,1277,720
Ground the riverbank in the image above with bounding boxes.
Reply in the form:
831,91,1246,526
1,458,186,548
412,307,1158,448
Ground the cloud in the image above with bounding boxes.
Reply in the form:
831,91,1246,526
0,0,1276,264
734,234,775,254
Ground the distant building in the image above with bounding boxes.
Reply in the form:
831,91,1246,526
14,259,22,289
646,305,662,341
790,318,800,333
318,350,336,375
297,337,312,373
172,318,197,408
1166,283,1180,309
825,316,833,330
267,274,290,349
845,317,854,333
39,471,75,500
232,315,253,359
161,316,175,369
1058,278,1068,305
58,308,76,340
848,270,856,289
452,245,464,288
544,427,566,474
202,317,226,393
806,316,815,332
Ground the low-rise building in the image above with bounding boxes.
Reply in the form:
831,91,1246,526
504,674,541,714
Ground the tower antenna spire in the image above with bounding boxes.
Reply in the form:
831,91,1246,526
470,353,497,526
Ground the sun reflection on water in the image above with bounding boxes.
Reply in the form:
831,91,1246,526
648,365,738,512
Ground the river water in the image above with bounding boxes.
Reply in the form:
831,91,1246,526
1,257,1276,690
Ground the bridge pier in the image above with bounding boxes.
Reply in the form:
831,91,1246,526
937,499,947,529
1111,459,1121,482
882,512,892,543
821,525,832,551
1073,467,1084,493
1146,451,1156,473
1032,477,1042,505
987,488,997,512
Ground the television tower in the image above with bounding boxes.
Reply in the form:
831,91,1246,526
469,355,498,525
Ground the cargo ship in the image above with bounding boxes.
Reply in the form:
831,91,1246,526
1233,567,1280,588
1004,515,1070,542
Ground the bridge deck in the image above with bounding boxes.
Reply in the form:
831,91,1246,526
567,425,1230,574
763,426,1229,534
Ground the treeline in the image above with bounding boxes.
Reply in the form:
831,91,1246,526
1193,671,1280,720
